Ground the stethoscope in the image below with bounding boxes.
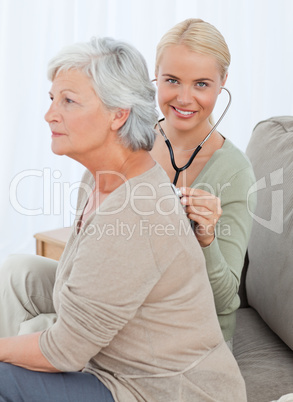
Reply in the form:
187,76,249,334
157,87,232,195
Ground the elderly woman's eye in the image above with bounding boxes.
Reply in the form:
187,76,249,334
66,98,74,103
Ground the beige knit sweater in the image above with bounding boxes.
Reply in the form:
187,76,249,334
40,163,246,401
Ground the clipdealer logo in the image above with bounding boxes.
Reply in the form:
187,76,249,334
8,168,184,226
9,167,285,235
9,168,91,226
247,168,284,234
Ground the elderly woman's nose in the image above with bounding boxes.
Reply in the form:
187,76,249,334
44,102,59,123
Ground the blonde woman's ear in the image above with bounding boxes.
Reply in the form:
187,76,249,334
221,73,228,89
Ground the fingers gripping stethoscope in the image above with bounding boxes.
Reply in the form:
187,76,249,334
157,87,232,194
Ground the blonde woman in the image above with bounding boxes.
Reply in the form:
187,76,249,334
151,19,256,348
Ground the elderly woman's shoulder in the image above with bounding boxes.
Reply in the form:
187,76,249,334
80,169,95,187
74,169,95,209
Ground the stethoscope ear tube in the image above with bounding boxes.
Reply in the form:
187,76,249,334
201,87,232,146
158,87,232,186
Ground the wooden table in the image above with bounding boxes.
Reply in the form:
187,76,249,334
34,227,71,261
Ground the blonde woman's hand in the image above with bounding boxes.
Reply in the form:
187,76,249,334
179,187,222,247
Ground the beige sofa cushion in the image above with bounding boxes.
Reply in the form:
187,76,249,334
245,116,293,350
234,308,293,402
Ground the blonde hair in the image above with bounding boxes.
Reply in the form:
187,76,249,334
155,18,230,80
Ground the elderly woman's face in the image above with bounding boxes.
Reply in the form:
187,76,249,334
45,69,114,162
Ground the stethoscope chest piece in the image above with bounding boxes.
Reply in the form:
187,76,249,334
171,184,183,199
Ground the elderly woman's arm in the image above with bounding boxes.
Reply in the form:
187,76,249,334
0,332,59,372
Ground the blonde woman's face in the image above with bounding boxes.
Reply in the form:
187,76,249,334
156,44,227,134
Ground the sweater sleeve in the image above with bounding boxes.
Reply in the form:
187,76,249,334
202,166,257,314
39,208,162,372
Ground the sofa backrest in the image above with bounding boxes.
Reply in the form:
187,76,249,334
245,116,293,350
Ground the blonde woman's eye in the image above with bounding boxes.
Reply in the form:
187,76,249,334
197,82,207,88
167,78,178,84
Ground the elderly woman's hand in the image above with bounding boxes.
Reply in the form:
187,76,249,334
179,187,222,248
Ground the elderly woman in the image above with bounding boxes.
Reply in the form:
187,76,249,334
0,37,247,401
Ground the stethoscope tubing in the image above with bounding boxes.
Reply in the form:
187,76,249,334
158,87,232,186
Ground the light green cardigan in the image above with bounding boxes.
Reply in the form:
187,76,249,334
191,138,256,341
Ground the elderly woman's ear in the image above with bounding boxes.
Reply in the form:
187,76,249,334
111,109,130,131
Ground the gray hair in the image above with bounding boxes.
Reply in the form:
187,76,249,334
47,37,158,151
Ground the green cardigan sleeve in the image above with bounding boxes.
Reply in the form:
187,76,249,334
193,139,257,340
202,166,256,314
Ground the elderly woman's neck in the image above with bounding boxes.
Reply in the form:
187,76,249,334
89,148,155,195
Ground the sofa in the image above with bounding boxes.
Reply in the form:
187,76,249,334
233,116,293,402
